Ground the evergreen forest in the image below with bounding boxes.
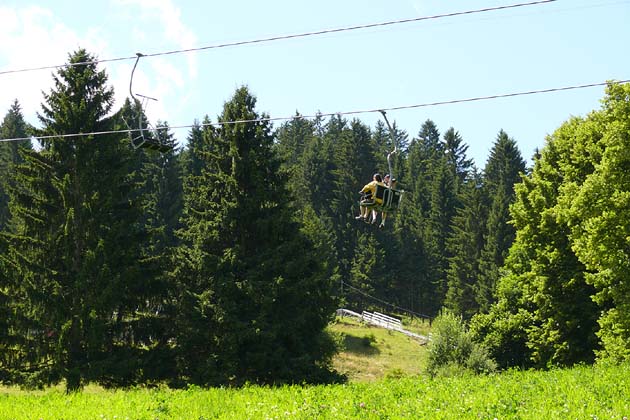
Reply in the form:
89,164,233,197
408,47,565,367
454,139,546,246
1,49,629,391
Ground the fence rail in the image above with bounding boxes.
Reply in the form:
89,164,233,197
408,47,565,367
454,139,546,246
336,308,430,343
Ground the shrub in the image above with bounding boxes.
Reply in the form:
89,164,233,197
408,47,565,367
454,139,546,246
426,310,497,377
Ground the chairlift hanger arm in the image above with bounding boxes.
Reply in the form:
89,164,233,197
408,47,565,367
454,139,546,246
126,52,172,153
129,53,143,103
379,110,398,181
378,110,397,154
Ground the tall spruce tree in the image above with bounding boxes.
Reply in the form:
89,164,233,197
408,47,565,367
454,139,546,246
181,118,206,179
0,101,32,231
275,113,312,171
0,50,157,390
328,117,377,283
173,87,337,385
275,115,317,211
476,130,526,312
444,170,485,319
0,101,33,383
423,128,471,311
144,121,183,250
393,122,439,315
275,116,342,303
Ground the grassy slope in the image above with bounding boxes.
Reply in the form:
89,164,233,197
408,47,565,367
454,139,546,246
328,316,430,381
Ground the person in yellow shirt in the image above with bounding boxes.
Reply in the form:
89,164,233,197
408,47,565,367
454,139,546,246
356,173,384,222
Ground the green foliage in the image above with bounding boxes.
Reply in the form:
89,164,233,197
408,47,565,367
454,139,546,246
3,363,630,419
469,273,535,369
476,130,526,312
172,86,338,386
477,82,630,369
0,100,32,231
444,172,485,319
3,45,596,389
0,49,163,391
565,82,630,362
426,310,496,377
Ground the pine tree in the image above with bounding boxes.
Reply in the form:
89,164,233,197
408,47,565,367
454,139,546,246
328,117,378,282
444,171,485,319
0,50,158,391
443,127,473,187
275,115,318,211
181,117,212,180
424,157,457,309
275,113,312,170
422,129,471,311
476,130,526,312
394,120,441,315
0,101,32,384
296,129,336,217
173,87,338,385
144,121,183,250
348,231,385,310
0,100,32,231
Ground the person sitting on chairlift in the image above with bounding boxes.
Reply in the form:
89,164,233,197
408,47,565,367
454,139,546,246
366,173,389,225
356,173,385,223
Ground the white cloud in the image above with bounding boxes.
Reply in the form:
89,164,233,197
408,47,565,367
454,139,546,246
0,5,113,127
109,0,199,127
0,0,198,135
112,0,198,78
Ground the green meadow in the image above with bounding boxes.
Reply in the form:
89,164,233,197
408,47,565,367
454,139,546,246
2,318,628,419
2,363,629,419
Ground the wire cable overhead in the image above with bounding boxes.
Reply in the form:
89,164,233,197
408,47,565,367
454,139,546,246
1,79,627,144
0,0,557,76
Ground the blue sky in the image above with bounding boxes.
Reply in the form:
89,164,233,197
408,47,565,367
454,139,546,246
1,0,628,166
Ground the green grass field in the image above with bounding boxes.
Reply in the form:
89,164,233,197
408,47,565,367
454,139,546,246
2,364,629,419
328,316,429,382
2,317,629,419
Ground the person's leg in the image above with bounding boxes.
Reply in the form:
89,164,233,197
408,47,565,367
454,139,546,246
379,212,387,228
357,203,368,219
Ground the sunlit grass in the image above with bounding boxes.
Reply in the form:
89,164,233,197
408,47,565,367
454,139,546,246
2,319,628,419
2,364,629,419
328,316,428,381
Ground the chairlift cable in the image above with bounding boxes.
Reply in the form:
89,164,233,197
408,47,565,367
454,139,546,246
0,0,557,76
1,79,628,144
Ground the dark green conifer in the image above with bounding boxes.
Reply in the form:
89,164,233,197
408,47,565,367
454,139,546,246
173,87,337,385
1,50,158,391
0,100,32,230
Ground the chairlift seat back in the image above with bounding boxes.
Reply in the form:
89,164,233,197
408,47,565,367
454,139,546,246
375,184,403,212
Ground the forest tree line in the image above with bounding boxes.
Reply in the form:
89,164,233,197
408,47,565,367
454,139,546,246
1,49,629,390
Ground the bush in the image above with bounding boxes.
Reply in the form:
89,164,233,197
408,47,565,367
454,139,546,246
426,310,496,377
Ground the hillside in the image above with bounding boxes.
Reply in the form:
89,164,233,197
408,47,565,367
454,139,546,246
328,315,431,382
